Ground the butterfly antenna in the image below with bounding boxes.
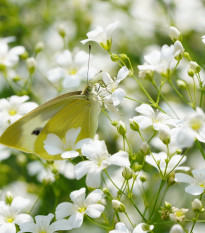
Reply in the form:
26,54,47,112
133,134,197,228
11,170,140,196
87,45,91,86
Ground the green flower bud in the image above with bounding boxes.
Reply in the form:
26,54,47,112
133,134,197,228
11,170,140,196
110,54,119,61
58,24,66,38
35,41,45,54
190,61,201,73
140,142,150,155
159,127,170,145
5,191,13,205
26,57,36,74
140,174,147,182
132,163,142,172
129,119,139,131
176,79,187,89
112,200,125,212
122,167,133,180
169,26,182,42
192,198,203,212
188,68,195,77
117,121,126,136
111,121,118,126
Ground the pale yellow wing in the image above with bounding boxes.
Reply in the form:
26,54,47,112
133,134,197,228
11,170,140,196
0,91,83,154
35,98,100,160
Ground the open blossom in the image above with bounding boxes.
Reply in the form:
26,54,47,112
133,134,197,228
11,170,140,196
101,66,129,108
169,207,188,222
177,107,205,148
19,213,71,233
81,21,119,51
44,127,91,159
0,38,25,68
109,222,154,233
175,168,205,195
131,104,179,131
47,49,97,89
146,152,188,176
0,95,38,134
55,188,105,229
75,140,130,188
138,41,184,76
0,194,32,233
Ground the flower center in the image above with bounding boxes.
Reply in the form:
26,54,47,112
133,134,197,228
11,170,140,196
68,67,77,75
78,206,86,213
190,121,202,130
6,217,14,223
9,109,17,116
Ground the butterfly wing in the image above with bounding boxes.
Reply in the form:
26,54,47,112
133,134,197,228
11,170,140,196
0,91,83,154
35,98,100,160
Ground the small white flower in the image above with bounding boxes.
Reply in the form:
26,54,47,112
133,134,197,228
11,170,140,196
0,145,11,161
0,95,38,133
169,207,188,222
109,222,130,233
175,168,205,195
0,39,25,68
81,21,119,51
177,107,205,148
19,213,71,233
0,194,32,233
202,35,205,44
75,140,130,188
102,66,129,107
133,223,154,233
146,152,187,176
44,127,91,159
169,26,181,42
55,188,105,229
132,104,179,131
170,224,184,233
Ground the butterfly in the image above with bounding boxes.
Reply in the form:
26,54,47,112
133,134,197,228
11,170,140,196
0,85,101,160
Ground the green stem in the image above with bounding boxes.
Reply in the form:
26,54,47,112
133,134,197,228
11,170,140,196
124,211,134,227
195,140,205,160
86,216,112,230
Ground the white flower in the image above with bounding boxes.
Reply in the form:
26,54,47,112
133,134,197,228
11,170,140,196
202,35,205,44
0,39,25,68
102,66,129,107
132,104,179,131
177,107,205,148
169,207,188,222
55,188,105,229
81,21,119,51
75,140,130,188
0,95,38,133
109,222,130,233
146,152,187,176
0,145,11,161
19,213,71,233
47,50,96,89
44,127,91,159
170,224,184,233
169,26,181,42
138,41,183,76
175,168,205,195
133,223,154,233
0,195,32,233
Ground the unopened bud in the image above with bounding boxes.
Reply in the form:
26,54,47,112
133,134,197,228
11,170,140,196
129,118,139,131
188,68,195,77
117,121,126,136
58,24,66,38
5,191,13,205
190,61,201,73
192,199,203,212
112,200,125,212
110,54,119,61
122,167,132,180
169,26,182,42
170,224,184,233
140,174,147,182
159,127,170,145
132,163,142,172
26,57,36,74
142,224,154,232
35,41,44,54
176,79,186,89
140,142,149,155
111,121,118,127
174,41,184,61
138,70,153,81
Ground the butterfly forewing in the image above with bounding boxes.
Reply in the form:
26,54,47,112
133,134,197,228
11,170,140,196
0,91,84,154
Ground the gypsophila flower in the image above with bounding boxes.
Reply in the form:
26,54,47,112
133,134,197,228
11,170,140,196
0,194,32,233
0,144,11,161
109,222,154,233
175,168,205,195
0,95,38,134
75,140,130,188
170,224,184,233
109,222,130,233
44,127,91,159
202,35,205,44
169,207,188,222
81,21,119,51
55,188,105,229
19,213,71,233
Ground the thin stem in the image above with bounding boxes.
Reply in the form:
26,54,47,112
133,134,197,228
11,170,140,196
124,211,134,227
86,216,112,230
195,140,205,160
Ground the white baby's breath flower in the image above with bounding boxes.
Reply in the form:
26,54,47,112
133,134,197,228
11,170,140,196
75,140,130,188
109,222,130,233
0,145,11,161
169,224,184,233
55,188,105,229
81,21,119,51
0,194,32,233
202,35,205,44
19,213,71,233
175,168,205,195
44,127,91,159
169,207,188,222
133,223,154,233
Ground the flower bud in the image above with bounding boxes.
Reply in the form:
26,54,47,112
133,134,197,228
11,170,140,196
117,121,126,136
112,200,125,212
169,26,182,42
202,35,205,44
122,167,133,180
140,174,147,182
26,57,36,74
188,68,195,77
190,61,201,73
142,224,154,232
111,121,118,127
174,41,184,61
119,54,128,60
132,163,142,172
140,142,149,155
159,127,170,145
129,118,139,131
35,41,44,54
192,198,203,212
58,24,66,38
176,79,186,89
170,224,184,233
167,173,175,186
110,54,119,61
5,191,13,205
139,70,153,81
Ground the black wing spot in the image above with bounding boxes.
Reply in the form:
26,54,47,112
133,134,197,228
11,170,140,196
32,127,43,136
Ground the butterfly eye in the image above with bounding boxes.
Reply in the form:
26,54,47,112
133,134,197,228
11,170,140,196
32,128,43,136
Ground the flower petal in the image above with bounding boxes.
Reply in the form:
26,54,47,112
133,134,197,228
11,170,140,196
55,202,74,220
185,184,204,195
85,204,105,218
108,151,130,167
